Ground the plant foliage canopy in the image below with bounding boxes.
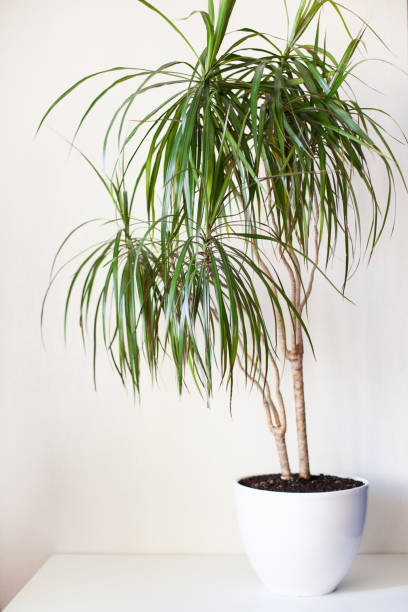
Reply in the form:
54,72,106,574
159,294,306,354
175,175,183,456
39,0,404,403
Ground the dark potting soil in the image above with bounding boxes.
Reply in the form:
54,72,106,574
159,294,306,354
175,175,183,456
239,473,364,493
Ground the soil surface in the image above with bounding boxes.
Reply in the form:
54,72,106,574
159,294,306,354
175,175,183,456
239,473,364,493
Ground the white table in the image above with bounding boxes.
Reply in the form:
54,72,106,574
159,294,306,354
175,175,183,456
4,554,408,611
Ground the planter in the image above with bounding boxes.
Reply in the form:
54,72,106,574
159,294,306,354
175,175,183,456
234,475,369,597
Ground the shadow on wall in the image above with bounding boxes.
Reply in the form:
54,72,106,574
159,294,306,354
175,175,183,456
363,476,408,553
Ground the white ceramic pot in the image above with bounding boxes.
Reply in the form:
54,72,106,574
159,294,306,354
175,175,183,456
234,475,368,597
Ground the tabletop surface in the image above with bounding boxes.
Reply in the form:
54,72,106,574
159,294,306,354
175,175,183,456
4,553,408,611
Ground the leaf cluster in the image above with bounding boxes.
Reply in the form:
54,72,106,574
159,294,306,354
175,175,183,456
39,0,405,397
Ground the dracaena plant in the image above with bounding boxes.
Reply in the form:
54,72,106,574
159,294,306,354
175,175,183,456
39,0,405,481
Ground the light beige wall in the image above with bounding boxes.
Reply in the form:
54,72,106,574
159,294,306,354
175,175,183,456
1,0,407,606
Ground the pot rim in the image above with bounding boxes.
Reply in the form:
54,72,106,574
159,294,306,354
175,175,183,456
235,473,369,496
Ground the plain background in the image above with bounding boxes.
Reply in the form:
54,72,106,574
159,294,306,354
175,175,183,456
1,0,407,607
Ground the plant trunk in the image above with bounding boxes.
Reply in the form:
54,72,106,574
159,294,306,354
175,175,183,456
290,347,311,479
273,431,292,480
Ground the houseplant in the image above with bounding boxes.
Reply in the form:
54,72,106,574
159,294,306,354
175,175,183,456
38,0,405,596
